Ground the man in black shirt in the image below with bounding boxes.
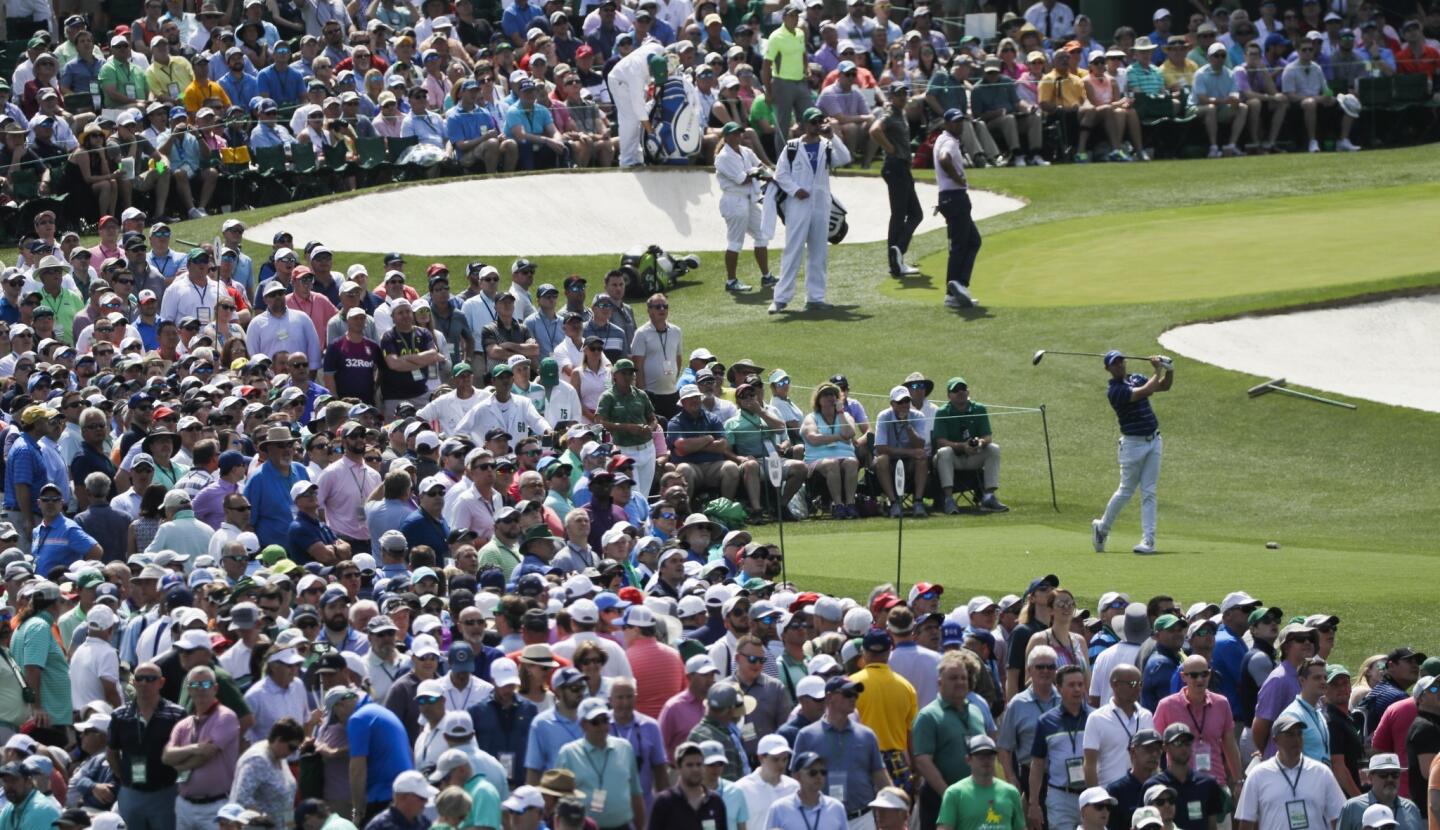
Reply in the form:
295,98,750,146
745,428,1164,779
1105,728,1163,830
647,742,726,830
108,661,186,830
1406,675,1440,817
1145,723,1223,830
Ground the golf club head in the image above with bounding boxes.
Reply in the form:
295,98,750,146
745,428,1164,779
1031,350,1046,366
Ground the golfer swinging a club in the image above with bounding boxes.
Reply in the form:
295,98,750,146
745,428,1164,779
1093,350,1173,555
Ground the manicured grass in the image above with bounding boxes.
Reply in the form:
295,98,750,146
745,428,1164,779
133,144,1440,665
914,182,1440,306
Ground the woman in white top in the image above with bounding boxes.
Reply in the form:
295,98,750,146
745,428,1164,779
571,335,612,424
1024,587,1091,680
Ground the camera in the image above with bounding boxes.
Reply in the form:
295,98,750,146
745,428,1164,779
968,437,981,449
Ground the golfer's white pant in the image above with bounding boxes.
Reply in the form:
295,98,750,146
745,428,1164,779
176,797,223,830
613,81,645,167
620,440,657,496
721,194,769,252
776,198,830,305
1099,433,1162,541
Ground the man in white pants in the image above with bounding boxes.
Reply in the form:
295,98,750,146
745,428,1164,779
607,38,668,168
769,107,851,315
1092,350,1173,555
714,121,775,294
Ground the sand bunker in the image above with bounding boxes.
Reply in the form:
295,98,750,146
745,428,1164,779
1160,295,1440,413
249,168,1024,256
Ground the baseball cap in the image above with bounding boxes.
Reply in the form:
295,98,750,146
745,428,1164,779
1079,787,1118,809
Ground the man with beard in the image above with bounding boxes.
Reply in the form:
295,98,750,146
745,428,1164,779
317,586,367,655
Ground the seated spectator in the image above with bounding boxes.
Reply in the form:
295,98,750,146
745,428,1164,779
1191,43,1251,158
248,99,297,150
64,124,122,224
1280,40,1357,153
156,108,217,220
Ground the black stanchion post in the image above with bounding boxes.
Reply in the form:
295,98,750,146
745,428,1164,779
1041,404,1058,512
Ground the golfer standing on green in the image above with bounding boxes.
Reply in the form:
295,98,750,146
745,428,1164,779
1092,351,1173,555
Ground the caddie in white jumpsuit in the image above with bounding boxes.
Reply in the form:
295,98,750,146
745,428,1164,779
606,38,668,168
1092,350,1174,555
769,106,851,314
713,121,775,294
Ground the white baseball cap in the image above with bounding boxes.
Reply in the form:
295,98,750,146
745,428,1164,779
1080,787,1118,809
568,598,599,625
1362,805,1398,829
490,657,520,688
392,770,438,799
757,734,792,757
796,674,827,700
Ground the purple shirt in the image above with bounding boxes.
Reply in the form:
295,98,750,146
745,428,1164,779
611,713,668,808
1254,661,1301,757
167,703,241,799
192,478,237,530
323,335,383,402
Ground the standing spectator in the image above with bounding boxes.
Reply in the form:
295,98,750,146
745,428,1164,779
736,734,799,830
914,650,992,829
109,661,186,830
1083,664,1153,789
230,718,304,829
660,656,720,759
329,685,413,824
1407,675,1440,819
244,426,310,550
793,676,890,818
936,736,1025,830
69,605,123,710
647,742,728,830
630,294,684,420
243,648,310,744
556,697,646,829
616,604,683,717
14,580,71,745
764,750,848,830
732,634,788,759
1336,754,1422,830
1144,723,1223,830
1234,716,1343,830
1152,656,1242,793
164,666,242,830
1027,665,1093,830
851,629,919,785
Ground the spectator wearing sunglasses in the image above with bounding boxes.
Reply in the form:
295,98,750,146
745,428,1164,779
163,664,242,830
1152,655,1241,795
110,661,187,830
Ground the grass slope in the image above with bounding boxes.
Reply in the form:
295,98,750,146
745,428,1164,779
146,144,1440,666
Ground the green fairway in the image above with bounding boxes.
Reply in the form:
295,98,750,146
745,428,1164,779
915,181,1440,306
141,144,1440,667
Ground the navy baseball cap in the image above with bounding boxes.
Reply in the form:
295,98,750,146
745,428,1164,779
824,676,862,695
1103,350,1124,366
943,108,965,122
448,641,476,673
863,630,894,652
941,621,966,646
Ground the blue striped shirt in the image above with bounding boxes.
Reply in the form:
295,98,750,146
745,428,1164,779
1032,703,1092,787
1108,374,1159,436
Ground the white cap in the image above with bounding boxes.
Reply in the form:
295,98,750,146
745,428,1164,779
677,595,706,618
842,607,873,636
568,598,599,625
1153,7,1171,20
86,605,118,630
564,574,596,600
417,678,447,698
267,648,305,666
685,655,719,675
440,710,475,738
1079,787,1118,809
289,480,318,500
1220,591,1260,612
502,785,545,813
90,814,125,830
412,634,442,658
490,657,520,687
796,674,827,699
1207,41,1227,56
1362,805,1398,829
757,733,792,757
176,629,213,651
868,788,911,812
392,770,438,799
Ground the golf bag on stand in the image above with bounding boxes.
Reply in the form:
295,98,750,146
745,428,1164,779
644,68,704,164
618,246,702,299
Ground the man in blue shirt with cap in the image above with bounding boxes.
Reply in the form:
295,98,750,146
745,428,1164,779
1091,351,1173,556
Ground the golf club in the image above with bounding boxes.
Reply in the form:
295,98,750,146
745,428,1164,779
1247,378,1357,410
1032,349,1151,366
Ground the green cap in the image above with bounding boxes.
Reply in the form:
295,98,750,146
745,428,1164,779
491,363,513,378
614,358,636,373
76,571,106,590
520,524,560,549
186,247,211,263
947,376,968,392
1153,614,1183,632
260,544,289,566
1248,606,1281,626
722,121,743,135
539,357,559,384
803,106,824,123
27,34,47,48
452,362,473,376
1325,664,1351,683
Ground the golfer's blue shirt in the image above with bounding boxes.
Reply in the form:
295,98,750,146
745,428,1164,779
1109,374,1159,436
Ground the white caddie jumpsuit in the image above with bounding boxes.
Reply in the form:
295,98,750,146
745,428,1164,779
772,134,852,305
606,38,667,167
714,142,770,252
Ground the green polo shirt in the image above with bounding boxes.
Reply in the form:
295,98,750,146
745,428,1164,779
555,736,642,827
932,400,993,445
477,539,521,572
40,288,85,344
98,57,148,107
462,773,502,830
912,696,987,784
937,776,1025,830
13,612,71,725
595,386,654,448
723,410,775,458
764,24,807,81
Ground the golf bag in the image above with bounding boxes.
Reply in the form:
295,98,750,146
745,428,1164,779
618,245,702,299
768,142,850,243
644,73,704,164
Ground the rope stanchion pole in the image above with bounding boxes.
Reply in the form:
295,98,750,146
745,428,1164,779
767,455,787,583
1041,403,1058,512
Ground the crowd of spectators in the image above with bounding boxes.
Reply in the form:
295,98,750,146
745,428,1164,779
0,0,1435,229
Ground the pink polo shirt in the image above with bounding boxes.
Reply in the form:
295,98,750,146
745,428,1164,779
1371,697,1416,798
627,637,687,720
1152,689,1236,785
167,702,242,799
658,688,705,759
315,455,380,542
287,289,338,344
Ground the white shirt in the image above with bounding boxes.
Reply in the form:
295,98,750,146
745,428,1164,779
933,129,968,192
454,393,551,445
367,650,412,704
1235,754,1344,830
715,140,763,199
630,322,682,395
735,771,800,830
443,674,495,714
1023,1,1076,40
508,284,536,321
1089,643,1142,706
218,639,254,680
1082,702,1155,785
420,387,490,436
461,292,503,337
552,632,634,680
243,675,310,743
889,642,942,707
69,635,120,711
541,382,583,426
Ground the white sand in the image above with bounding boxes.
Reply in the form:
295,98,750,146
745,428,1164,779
1159,295,1440,413
249,169,1024,257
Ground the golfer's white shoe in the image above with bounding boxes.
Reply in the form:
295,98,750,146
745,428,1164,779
1133,539,1156,555
1091,519,1108,553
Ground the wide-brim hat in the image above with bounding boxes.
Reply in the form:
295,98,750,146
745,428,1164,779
903,371,934,395
259,425,296,448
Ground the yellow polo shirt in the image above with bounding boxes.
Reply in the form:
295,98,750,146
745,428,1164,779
850,663,918,753
146,57,195,102
764,24,807,81
1038,69,1089,108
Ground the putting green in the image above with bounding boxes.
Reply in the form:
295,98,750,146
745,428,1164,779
915,180,1440,307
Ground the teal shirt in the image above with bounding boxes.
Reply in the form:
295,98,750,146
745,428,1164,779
555,736,642,827
13,611,71,725
0,790,62,830
724,409,779,458
462,774,502,830
716,778,750,830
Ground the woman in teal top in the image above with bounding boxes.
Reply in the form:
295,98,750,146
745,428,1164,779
800,382,860,519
